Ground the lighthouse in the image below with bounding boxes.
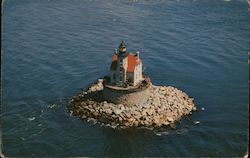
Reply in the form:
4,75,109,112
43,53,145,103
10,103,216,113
110,41,143,87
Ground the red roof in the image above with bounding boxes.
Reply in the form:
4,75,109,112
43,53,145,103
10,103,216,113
110,53,141,72
110,54,118,71
127,54,141,72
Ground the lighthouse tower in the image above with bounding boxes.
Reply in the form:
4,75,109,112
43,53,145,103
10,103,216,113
116,41,128,86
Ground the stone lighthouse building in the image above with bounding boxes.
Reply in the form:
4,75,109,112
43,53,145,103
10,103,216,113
110,41,143,87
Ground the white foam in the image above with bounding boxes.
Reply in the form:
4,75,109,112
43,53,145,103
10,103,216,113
155,131,169,136
194,120,200,125
47,104,57,109
28,117,36,121
69,110,73,116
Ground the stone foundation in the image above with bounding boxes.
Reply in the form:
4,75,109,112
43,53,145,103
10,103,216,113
103,80,151,106
68,79,197,128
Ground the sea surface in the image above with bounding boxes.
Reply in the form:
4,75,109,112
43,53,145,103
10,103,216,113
2,0,249,157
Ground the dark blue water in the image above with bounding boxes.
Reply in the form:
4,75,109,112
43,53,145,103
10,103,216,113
2,0,249,156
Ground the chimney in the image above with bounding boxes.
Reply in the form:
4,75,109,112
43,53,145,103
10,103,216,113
135,51,140,58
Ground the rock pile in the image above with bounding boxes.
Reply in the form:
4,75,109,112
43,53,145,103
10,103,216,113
69,80,197,128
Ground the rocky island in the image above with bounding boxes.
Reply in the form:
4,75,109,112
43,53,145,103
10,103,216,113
69,41,196,128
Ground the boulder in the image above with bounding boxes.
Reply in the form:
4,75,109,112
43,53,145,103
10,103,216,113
167,117,174,122
104,108,113,114
114,109,122,115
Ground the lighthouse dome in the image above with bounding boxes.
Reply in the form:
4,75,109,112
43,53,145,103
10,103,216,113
119,41,126,53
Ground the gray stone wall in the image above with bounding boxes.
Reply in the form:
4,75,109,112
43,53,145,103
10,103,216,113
103,84,151,106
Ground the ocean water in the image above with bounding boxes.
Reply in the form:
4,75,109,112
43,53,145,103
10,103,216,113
2,0,249,157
